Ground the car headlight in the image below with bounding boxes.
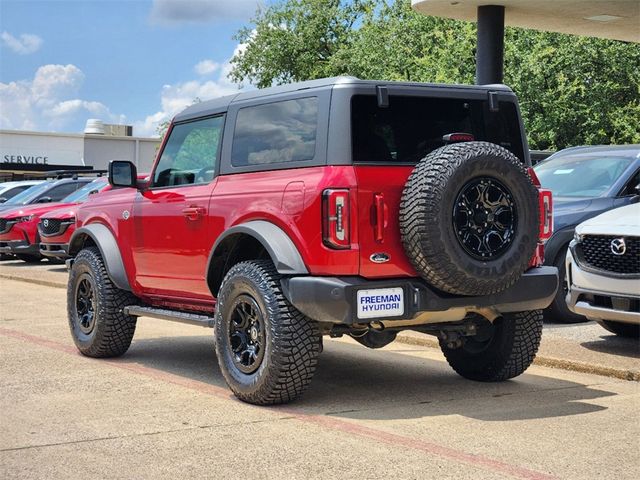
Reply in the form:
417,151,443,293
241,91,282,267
16,215,34,223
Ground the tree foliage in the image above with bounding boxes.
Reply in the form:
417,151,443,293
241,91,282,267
230,0,640,150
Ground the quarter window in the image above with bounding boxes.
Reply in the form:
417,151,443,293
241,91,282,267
153,115,224,187
231,97,318,167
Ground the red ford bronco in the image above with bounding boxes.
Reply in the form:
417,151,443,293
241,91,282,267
66,77,558,405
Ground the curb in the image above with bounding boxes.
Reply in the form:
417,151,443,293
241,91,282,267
396,333,640,382
2,272,637,382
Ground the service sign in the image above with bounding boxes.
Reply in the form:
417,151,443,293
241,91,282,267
0,131,85,167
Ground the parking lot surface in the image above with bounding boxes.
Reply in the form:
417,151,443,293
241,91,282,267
1,264,639,479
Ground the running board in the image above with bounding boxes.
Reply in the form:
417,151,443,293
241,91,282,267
123,305,215,328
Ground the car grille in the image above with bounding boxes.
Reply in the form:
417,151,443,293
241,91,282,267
38,219,66,236
579,235,640,275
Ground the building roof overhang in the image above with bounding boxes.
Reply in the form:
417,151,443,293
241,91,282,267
411,1,639,43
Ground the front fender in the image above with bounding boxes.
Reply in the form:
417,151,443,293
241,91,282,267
69,223,131,291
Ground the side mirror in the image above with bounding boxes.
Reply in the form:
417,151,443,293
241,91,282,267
0,197,6,203
109,160,137,188
630,183,640,204
37,196,53,203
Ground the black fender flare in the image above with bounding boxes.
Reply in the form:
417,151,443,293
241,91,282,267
206,221,308,296
543,226,576,266
209,220,308,275
68,224,131,291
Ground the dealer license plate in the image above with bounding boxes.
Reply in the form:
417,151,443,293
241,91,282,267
356,287,404,319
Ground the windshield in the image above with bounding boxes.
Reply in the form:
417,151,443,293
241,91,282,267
534,153,635,197
62,178,108,203
3,182,53,205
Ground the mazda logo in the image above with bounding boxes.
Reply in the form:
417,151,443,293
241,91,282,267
610,238,626,256
43,219,49,227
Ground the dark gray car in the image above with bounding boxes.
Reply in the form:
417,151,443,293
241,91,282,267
534,144,640,322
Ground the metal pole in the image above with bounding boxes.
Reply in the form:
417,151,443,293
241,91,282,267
476,5,505,85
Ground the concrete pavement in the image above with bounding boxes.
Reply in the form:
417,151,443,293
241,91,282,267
1,275,639,479
1,259,638,380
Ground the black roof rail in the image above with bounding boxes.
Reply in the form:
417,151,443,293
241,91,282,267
44,169,108,180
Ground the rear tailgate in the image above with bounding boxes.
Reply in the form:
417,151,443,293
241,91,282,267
354,165,418,278
349,90,527,279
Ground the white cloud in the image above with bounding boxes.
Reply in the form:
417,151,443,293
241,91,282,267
150,0,260,25
134,43,250,136
0,64,123,131
194,59,219,76
1,31,43,55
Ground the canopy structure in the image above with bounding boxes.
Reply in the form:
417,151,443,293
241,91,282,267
411,1,640,84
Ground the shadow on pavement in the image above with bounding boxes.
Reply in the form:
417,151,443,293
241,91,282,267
122,334,615,423
581,336,640,359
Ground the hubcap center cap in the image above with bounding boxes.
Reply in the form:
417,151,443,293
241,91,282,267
250,326,258,342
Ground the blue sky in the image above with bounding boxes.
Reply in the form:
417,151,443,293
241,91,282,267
0,0,267,136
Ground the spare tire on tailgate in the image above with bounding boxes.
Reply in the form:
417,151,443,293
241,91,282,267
399,141,539,296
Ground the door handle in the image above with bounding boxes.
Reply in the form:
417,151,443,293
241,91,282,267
182,206,206,220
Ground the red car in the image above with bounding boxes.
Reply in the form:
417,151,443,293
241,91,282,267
66,78,558,405
0,178,109,262
38,204,81,260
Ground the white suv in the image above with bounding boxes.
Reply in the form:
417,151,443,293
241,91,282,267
566,203,640,337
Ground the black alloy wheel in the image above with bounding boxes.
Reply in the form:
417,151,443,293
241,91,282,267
75,275,97,335
227,295,266,374
453,177,517,260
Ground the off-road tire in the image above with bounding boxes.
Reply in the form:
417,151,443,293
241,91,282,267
440,310,543,381
599,320,640,338
352,330,398,349
400,141,539,296
67,247,137,357
17,254,42,263
214,260,321,405
545,245,587,323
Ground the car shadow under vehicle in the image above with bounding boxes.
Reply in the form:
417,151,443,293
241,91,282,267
121,332,614,423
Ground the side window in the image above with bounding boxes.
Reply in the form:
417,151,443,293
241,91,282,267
231,97,318,167
41,183,80,202
153,115,224,188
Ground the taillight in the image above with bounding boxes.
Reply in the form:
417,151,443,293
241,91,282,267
322,189,350,249
526,167,552,268
539,188,553,242
527,167,553,242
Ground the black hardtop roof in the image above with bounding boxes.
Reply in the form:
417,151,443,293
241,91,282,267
173,76,514,123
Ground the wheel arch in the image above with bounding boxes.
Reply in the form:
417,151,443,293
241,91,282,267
207,220,308,297
68,224,131,291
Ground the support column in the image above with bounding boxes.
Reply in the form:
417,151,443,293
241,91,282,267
476,5,505,85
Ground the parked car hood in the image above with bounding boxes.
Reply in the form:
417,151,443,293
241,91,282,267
0,201,78,219
41,205,79,221
575,203,640,237
552,196,616,232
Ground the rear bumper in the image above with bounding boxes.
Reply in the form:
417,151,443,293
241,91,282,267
39,242,70,259
0,240,39,256
282,266,558,324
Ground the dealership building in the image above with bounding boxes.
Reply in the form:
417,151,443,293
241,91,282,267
0,121,160,182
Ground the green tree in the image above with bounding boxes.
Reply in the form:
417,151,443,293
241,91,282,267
230,0,640,149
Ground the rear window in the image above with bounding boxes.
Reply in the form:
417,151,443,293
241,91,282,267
351,95,524,164
231,97,318,167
